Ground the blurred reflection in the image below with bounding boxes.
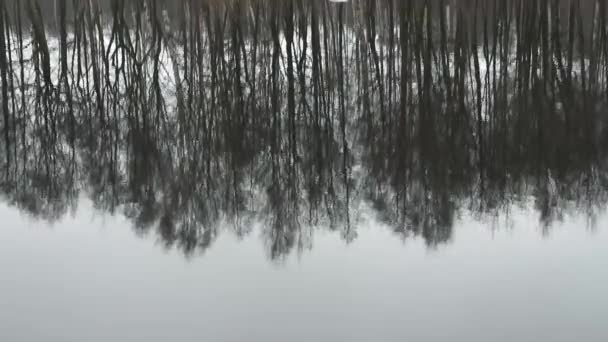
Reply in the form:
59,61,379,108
0,0,607,259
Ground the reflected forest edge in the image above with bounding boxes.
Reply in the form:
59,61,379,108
0,0,607,259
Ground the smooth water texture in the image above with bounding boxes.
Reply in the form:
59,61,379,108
1,0,608,340
1,200,607,341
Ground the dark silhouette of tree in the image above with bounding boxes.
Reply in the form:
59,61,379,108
0,0,606,259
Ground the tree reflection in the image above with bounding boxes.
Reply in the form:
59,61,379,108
0,0,607,259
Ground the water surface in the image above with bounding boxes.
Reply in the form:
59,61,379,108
2,200,607,341
1,0,608,340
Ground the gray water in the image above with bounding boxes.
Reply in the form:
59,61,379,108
1,199,607,342
2,0,608,340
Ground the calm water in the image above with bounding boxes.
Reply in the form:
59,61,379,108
1,0,608,340
2,201,607,341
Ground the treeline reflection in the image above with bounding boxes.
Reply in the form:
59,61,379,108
0,0,607,258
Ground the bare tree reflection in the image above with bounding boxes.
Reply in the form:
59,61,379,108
0,0,607,259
